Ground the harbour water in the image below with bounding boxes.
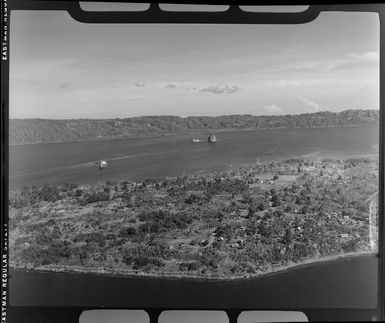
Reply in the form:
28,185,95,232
9,125,379,190
9,254,378,308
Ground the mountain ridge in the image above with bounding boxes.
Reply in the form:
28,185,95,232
9,109,379,145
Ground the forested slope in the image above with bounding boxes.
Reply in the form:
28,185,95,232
10,109,379,145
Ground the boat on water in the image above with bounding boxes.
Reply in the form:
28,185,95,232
99,160,107,169
191,138,200,143
208,133,217,143
267,147,278,155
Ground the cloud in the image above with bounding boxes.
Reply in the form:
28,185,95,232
263,104,284,115
165,83,177,88
134,83,146,87
284,44,306,54
59,83,70,88
199,85,240,94
264,78,375,91
299,97,323,111
264,80,302,88
328,51,379,70
347,51,379,61
285,60,321,71
287,51,379,72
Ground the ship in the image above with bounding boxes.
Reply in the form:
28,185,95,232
208,133,217,143
267,147,278,155
99,160,107,169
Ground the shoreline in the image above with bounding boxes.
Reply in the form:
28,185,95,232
8,153,379,192
10,250,376,281
9,123,378,147
9,157,379,282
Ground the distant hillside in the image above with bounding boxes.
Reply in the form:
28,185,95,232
9,109,379,145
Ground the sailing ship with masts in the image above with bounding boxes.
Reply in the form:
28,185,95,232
208,133,217,143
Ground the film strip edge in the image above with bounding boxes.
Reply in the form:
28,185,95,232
1,0,9,322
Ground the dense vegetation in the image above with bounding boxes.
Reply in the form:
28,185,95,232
10,109,379,144
9,158,378,278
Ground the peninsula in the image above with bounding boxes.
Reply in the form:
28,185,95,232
9,158,378,279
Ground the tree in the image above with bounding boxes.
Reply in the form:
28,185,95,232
271,194,280,207
257,201,267,211
119,227,137,238
283,228,293,245
247,206,256,218
38,184,61,202
258,221,272,239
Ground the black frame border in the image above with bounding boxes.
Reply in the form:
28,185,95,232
1,1,384,322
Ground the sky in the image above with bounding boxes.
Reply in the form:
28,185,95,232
10,8,379,119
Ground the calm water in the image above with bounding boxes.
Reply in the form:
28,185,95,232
9,126,379,189
10,254,378,308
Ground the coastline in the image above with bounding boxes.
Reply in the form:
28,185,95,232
9,250,376,281
9,158,379,279
9,123,378,147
